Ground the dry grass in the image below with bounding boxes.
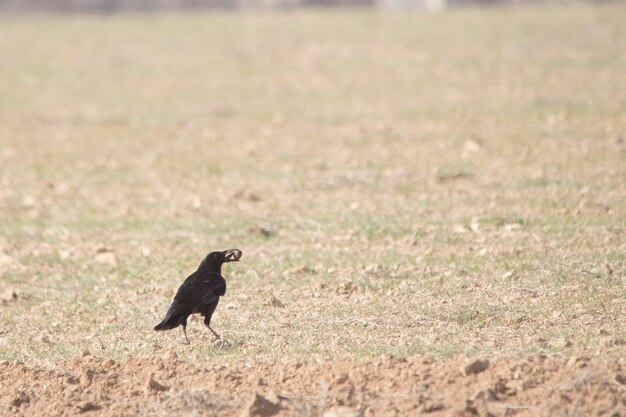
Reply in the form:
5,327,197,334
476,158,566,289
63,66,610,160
0,5,624,366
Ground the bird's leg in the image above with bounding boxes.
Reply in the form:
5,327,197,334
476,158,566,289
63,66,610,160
208,325,231,349
182,324,190,345
203,313,221,341
207,325,221,341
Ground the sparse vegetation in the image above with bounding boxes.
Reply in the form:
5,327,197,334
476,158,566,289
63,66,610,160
0,4,624,415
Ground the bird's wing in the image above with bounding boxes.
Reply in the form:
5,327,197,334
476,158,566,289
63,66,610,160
173,271,226,305
156,272,226,327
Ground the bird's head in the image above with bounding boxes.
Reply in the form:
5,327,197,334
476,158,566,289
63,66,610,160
200,249,242,272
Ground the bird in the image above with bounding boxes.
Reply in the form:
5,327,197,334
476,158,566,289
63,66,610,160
154,248,242,344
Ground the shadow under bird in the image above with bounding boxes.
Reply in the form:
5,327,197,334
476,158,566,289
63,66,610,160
154,249,242,344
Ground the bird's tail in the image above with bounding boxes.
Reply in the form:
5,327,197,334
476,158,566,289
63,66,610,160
153,315,178,331
154,300,185,331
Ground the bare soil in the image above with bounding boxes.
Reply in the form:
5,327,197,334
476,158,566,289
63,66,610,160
1,354,624,416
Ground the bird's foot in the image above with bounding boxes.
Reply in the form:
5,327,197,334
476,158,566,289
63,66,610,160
213,338,232,349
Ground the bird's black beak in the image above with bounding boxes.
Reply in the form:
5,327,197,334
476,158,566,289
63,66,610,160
223,249,242,262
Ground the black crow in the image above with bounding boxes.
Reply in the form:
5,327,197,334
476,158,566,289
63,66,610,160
154,249,242,344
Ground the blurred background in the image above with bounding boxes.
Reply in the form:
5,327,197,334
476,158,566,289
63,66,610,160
0,0,616,11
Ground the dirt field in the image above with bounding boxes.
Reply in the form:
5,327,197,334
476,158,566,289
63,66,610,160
1,354,625,416
0,4,625,416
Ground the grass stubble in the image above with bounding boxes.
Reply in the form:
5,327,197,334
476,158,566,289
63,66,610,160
0,5,624,369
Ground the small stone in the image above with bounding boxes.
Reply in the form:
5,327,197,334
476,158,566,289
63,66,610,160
463,359,490,376
162,351,178,361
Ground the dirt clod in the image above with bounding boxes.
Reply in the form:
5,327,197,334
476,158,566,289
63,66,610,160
0,355,622,416
463,359,490,376
336,282,358,295
258,227,273,238
423,403,445,413
264,295,286,308
80,369,94,386
1,289,17,305
264,390,280,405
162,351,178,361
335,373,349,384
146,373,169,393
77,401,100,412
242,392,280,417
10,391,30,408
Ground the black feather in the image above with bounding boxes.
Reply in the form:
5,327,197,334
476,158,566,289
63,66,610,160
153,249,238,343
